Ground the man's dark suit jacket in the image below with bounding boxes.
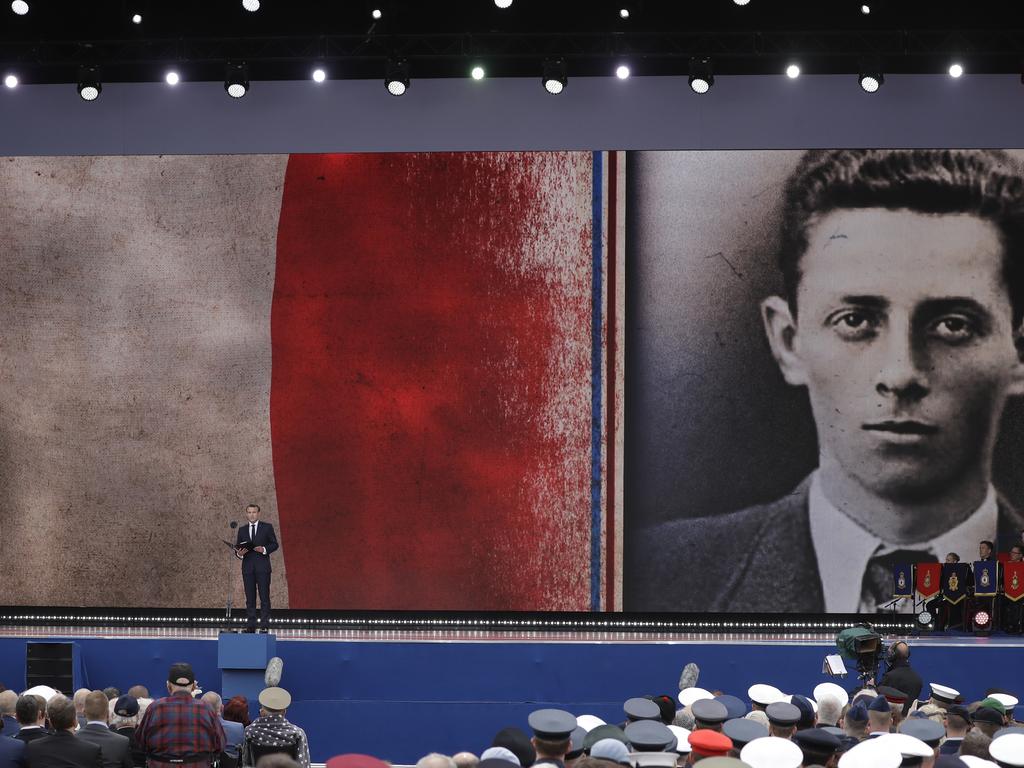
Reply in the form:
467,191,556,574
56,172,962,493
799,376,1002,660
626,475,1024,612
0,733,26,768
14,727,50,744
77,724,132,768
27,730,103,768
1,717,20,738
235,522,279,574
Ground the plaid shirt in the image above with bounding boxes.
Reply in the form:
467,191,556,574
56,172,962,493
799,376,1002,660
136,691,225,767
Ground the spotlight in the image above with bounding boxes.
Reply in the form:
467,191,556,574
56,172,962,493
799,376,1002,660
948,62,964,78
77,66,102,101
385,58,409,96
11,0,28,15
858,71,883,92
916,610,933,627
312,67,326,83
224,62,249,98
242,0,260,11
973,609,992,636
619,7,630,18
733,0,750,5
542,59,567,94
471,65,485,80
165,71,180,86
688,57,713,94
615,64,631,79
786,63,801,78
131,13,142,24
4,74,17,88
861,4,870,13
371,8,382,19
494,0,512,7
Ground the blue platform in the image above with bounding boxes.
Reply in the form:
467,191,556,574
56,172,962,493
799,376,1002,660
0,631,1020,764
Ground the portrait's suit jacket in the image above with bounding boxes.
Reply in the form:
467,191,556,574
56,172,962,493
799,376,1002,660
0,733,26,768
26,730,103,768
235,522,279,574
76,724,132,768
626,475,1024,612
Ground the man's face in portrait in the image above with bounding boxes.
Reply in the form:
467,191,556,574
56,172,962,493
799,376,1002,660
763,208,1024,503
980,541,993,559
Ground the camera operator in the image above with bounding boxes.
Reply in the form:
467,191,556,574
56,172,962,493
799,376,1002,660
879,641,922,716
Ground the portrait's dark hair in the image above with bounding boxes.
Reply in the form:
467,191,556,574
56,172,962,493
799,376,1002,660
947,552,961,562
15,694,40,725
981,539,995,551
780,149,1024,324
246,503,260,512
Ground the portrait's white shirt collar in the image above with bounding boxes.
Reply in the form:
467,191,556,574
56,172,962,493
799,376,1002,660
808,470,998,613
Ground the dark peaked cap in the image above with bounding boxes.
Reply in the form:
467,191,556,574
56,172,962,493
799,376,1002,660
528,709,577,741
493,726,536,768
624,697,662,722
766,702,801,726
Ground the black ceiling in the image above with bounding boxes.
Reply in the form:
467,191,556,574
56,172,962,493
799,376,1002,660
2,0,1024,84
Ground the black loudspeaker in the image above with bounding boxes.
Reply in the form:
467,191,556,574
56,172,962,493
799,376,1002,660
26,642,74,692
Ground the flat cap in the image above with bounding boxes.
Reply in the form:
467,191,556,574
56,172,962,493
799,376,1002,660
747,684,784,707
687,729,732,758
691,698,729,725
589,739,629,765
584,724,629,752
624,697,662,722
678,687,714,708
716,695,747,720
739,736,803,768
765,702,801,727
867,695,891,713
899,718,945,747
792,727,841,753
990,733,1024,766
258,686,291,710
623,720,675,752
722,718,768,748
814,682,849,708
528,709,576,741
929,683,960,704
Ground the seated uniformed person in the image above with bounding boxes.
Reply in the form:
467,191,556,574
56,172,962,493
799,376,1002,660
242,688,310,768
958,730,994,760
970,706,1003,740
866,697,893,737
492,727,536,768
791,728,841,767
841,702,869,742
684,730,731,764
721,718,767,757
765,703,801,740
527,709,576,768
738,736,804,768
938,705,971,755
689,701,728,734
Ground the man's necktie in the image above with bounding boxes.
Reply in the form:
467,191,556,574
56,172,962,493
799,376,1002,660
860,548,934,613
250,523,255,542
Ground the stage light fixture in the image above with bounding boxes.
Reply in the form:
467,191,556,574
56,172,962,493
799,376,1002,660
471,65,485,80
385,59,409,96
312,67,326,83
861,4,870,13
733,0,750,5
4,74,17,88
616,64,631,79
786,63,801,79
859,71,883,92
619,7,630,18
949,62,964,78
131,12,142,24
494,0,513,7
77,66,102,101
11,0,28,15
242,0,260,11
224,62,249,98
542,59,567,94
371,8,382,19
165,71,180,86
688,57,714,94
973,609,992,636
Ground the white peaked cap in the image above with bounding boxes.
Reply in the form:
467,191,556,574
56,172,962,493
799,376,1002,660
678,687,714,707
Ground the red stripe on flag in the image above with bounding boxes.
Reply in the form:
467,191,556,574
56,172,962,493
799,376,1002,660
271,152,594,610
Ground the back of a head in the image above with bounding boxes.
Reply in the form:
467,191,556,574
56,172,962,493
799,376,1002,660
452,752,480,768
416,754,457,768
84,691,109,721
816,695,842,727
223,696,251,726
128,685,149,699
73,688,91,710
958,730,993,758
255,755,301,768
102,687,121,701
15,694,40,725
779,149,1024,319
201,691,223,714
47,694,78,731
0,689,18,716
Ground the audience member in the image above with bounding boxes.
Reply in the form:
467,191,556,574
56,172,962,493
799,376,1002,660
126,687,149,701
0,728,26,768
254,756,300,768
73,689,92,730
201,692,244,763
958,730,993,759
939,705,972,756
27,695,103,768
452,752,480,768
416,754,457,768
13,694,48,743
0,691,20,737
242,688,309,768
110,696,145,768
135,663,225,768
102,690,121,702
224,697,252,729
78,691,132,768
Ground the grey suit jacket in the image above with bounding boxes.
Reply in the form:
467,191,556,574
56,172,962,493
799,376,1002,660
77,724,132,768
626,476,1024,613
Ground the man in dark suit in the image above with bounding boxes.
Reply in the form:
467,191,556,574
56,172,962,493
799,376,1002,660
76,692,131,768
235,503,279,633
0,732,26,768
27,694,102,768
0,691,20,737
13,694,49,744
627,149,1024,613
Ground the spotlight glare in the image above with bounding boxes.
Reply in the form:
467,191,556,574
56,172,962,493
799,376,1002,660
371,8,382,19
688,57,714,94
385,58,409,96
4,74,17,88
949,63,964,78
312,68,326,83
471,65,485,80
241,0,260,10
733,0,750,5
542,58,567,94
165,71,180,86
494,0,513,7
79,85,99,101
858,72,882,92
786,63,801,79
77,66,102,101
861,4,870,13
131,13,142,24
615,64,630,79
224,62,249,98
619,8,629,18
11,0,28,14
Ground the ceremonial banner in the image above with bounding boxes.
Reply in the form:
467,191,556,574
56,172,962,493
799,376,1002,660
1004,562,1024,602
916,563,941,599
974,560,999,597
942,563,971,605
893,564,915,598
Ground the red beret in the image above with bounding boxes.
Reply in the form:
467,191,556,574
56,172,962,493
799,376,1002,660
326,755,390,768
687,729,733,758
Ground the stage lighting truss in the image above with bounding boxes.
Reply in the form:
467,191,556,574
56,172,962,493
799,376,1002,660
385,58,409,95
542,58,567,94
224,62,249,98
77,65,102,101
688,56,713,94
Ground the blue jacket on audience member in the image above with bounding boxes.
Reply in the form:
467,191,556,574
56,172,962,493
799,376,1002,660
0,734,27,768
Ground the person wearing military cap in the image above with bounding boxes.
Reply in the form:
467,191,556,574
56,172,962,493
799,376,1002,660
971,706,1004,739
792,727,841,766
835,737,902,768
938,706,971,756
242,687,310,768
789,696,816,731
843,702,869,743
765,703,800,740
624,721,675,753
871,733,932,767
721,719,767,753
589,738,630,767
866,696,893,738
625,699,664,724
747,686,784,712
685,730,732,763
978,697,1010,727
481,747,522,766
714,697,746,722
493,727,536,768
667,726,691,757
691,701,729,733
899,718,944,757
583,724,629,754
566,726,588,767
649,696,678,726
927,685,960,710
528,709,577,768
691,760,749,768
738,736,802,768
